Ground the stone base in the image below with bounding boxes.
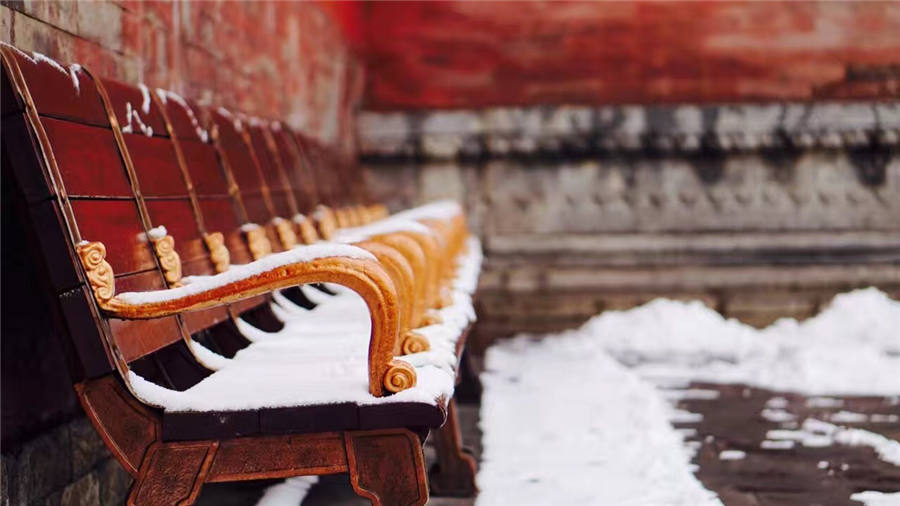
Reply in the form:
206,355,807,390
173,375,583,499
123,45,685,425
1,417,131,506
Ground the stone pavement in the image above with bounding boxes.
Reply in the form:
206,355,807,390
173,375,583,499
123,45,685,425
196,381,900,505
674,383,900,505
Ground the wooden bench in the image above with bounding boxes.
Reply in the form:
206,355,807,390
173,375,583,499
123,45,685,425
1,43,480,505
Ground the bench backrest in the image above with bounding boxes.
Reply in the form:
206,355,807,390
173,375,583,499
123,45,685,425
1,45,369,389
1,47,189,380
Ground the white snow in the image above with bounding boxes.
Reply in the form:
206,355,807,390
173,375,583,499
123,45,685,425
31,51,68,77
330,218,432,244
799,419,900,466
766,396,789,408
478,331,720,506
828,410,868,423
807,397,844,408
186,339,231,371
128,333,455,411
851,491,900,506
255,476,319,506
583,288,900,396
116,243,375,305
125,239,481,413
477,288,899,505
146,225,167,241
761,408,796,423
718,450,746,461
157,89,209,142
2,45,82,93
389,199,463,222
121,102,154,137
760,440,794,450
138,83,151,114
662,389,720,401
68,64,82,94
217,106,243,131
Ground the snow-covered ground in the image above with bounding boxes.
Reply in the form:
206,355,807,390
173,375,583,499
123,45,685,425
477,288,900,506
478,336,721,506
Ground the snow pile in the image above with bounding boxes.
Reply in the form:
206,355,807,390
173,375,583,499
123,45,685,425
255,476,318,506
128,287,457,411
389,199,462,222
584,288,900,396
851,491,900,506
478,288,899,505
794,419,900,466
478,336,721,506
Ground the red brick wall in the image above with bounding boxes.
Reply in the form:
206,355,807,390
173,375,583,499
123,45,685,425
0,1,363,150
352,1,900,109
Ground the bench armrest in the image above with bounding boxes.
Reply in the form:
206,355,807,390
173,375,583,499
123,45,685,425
76,241,414,397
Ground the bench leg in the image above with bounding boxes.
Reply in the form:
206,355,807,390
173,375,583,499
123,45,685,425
345,429,429,506
429,399,478,497
128,442,216,505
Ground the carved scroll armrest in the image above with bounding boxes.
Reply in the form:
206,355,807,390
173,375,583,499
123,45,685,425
76,241,413,397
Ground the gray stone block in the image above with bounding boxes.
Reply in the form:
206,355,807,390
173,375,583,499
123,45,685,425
10,425,71,505
69,418,109,478
59,473,98,506
96,459,131,506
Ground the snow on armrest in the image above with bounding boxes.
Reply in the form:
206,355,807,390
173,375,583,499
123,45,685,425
76,240,416,396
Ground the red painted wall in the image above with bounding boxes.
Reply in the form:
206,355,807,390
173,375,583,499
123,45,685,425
1,1,363,148
354,1,900,109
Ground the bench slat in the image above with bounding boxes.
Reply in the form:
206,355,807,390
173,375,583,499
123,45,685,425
41,118,133,198
6,48,108,127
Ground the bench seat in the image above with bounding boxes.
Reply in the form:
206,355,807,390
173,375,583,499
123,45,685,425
137,236,480,440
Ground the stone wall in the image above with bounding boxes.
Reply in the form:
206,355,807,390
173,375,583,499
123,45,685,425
353,2,900,109
359,102,900,352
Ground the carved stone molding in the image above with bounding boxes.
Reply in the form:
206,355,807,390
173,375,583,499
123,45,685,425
203,232,230,273
359,101,900,161
76,241,116,304
151,234,183,287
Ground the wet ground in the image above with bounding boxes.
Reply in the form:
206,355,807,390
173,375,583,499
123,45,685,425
198,379,900,506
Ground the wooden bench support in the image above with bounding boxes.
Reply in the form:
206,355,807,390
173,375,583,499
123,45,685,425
128,430,429,505
428,399,478,497
128,442,216,505
346,430,429,506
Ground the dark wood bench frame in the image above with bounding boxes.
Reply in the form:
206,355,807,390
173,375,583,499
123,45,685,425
1,43,477,505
